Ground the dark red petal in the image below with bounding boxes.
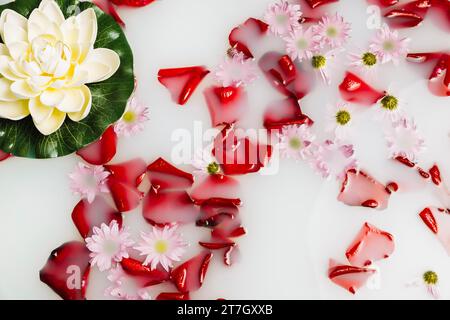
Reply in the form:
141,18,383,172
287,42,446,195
158,66,210,105
212,125,272,175
107,177,144,212
224,245,239,266
428,54,450,97
429,164,442,185
384,0,431,28
142,188,199,226
147,157,194,190
120,258,170,286
40,241,91,300
196,199,239,227
338,72,385,106
199,241,235,250
263,97,313,130
110,0,155,7
419,207,450,255
304,0,339,9
76,126,117,165
71,197,122,239
338,169,392,210
104,158,147,187
229,18,268,59
367,0,399,7
346,223,395,267
0,150,11,161
328,259,376,294
156,292,190,300
170,251,213,293
204,86,248,127
190,174,241,205
407,52,445,63
92,0,125,27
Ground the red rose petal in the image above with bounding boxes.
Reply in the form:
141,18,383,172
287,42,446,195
110,0,155,7
204,86,248,127
263,97,313,130
384,0,431,28
92,0,125,26
212,125,272,175
107,177,144,212
339,72,385,106
428,54,450,97
170,251,213,293
328,259,376,294
346,223,395,267
147,157,194,190
156,292,190,300
304,0,339,9
196,199,239,227
104,158,147,188
40,241,91,300
419,207,450,255
0,150,11,161
71,197,122,239
338,169,392,210
367,0,399,7
190,174,242,206
76,126,117,165
229,18,268,59
158,66,210,105
142,188,199,226
120,257,170,286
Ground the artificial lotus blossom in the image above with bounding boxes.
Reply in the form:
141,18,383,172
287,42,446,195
191,147,221,176
369,24,410,65
69,162,110,203
134,225,188,272
406,270,440,299
114,96,149,137
263,0,302,36
277,124,316,161
326,101,354,139
85,220,134,272
105,266,152,300
385,117,425,163
348,48,379,74
214,52,258,87
0,0,120,135
283,26,319,62
315,13,351,49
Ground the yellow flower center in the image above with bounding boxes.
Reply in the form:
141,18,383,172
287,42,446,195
154,240,168,254
383,41,395,51
122,111,136,123
207,162,220,175
296,38,308,50
312,55,326,69
326,27,338,37
423,271,438,285
336,110,351,125
362,52,377,66
381,95,398,111
289,137,302,150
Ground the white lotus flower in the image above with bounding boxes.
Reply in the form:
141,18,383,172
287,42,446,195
0,0,120,135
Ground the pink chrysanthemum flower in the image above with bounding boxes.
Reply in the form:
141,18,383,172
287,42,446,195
326,102,354,139
69,163,110,203
85,220,134,272
214,52,258,87
264,0,302,36
385,117,425,163
114,97,149,137
191,147,221,176
316,13,351,49
277,124,316,160
369,24,410,65
348,48,379,75
310,49,341,85
406,270,440,299
312,139,358,181
134,225,188,272
283,26,319,62
105,266,152,300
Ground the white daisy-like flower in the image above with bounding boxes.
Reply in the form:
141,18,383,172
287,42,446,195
264,0,302,36
326,101,354,140
348,48,379,75
406,270,440,299
315,13,351,49
310,49,342,85
369,23,410,65
277,124,316,160
376,90,406,123
385,117,425,163
85,220,134,272
134,225,188,272
191,147,221,176
283,26,319,62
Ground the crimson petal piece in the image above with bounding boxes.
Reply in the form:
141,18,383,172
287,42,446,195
339,72,385,106
40,241,91,300
338,169,392,210
197,199,239,227
110,0,155,6
72,197,122,239
384,0,431,28
107,177,144,212
0,150,11,161
142,188,199,226
328,259,376,294
229,18,268,59
346,222,395,267
367,0,399,6
147,157,194,190
204,86,248,127
158,66,210,105
170,251,213,293
156,292,190,300
419,207,450,255
104,158,147,188
92,0,125,26
304,0,339,8
190,174,242,206
263,97,313,130
120,258,170,286
76,126,117,165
